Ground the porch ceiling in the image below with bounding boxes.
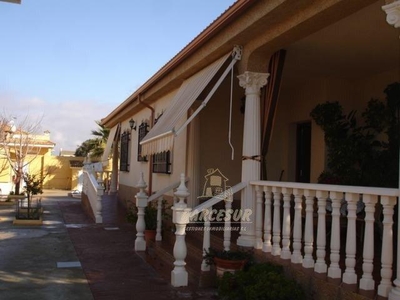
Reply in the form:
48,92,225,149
283,1,399,85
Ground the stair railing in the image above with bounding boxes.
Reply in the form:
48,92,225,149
189,182,247,272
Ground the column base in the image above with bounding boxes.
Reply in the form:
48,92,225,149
171,269,188,287
343,272,357,285
135,239,146,251
237,234,255,247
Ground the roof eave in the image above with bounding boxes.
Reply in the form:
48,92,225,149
101,0,256,127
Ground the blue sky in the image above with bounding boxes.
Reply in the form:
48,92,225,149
0,0,235,154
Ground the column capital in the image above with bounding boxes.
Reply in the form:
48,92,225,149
382,1,400,28
238,71,269,94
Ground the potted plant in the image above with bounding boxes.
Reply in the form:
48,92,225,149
204,248,253,277
127,202,158,243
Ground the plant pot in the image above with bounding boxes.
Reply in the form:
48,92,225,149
144,229,156,245
214,257,246,277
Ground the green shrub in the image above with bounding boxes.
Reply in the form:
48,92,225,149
218,263,306,300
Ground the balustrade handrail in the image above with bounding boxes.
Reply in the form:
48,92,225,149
148,177,189,202
84,170,101,190
250,180,398,197
190,181,247,218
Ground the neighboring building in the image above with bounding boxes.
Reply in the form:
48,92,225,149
96,0,400,298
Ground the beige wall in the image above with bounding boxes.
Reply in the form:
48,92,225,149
267,68,399,183
199,72,244,194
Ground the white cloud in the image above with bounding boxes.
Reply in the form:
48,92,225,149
0,92,115,155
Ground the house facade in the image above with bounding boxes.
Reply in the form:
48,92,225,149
97,0,400,298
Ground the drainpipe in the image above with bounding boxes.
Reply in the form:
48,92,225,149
138,94,154,196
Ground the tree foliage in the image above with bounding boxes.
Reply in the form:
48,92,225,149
75,121,110,158
310,82,400,187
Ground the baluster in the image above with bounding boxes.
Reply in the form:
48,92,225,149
359,194,377,292
262,186,272,253
314,190,328,274
171,173,191,287
224,195,233,251
156,197,163,241
281,187,292,259
95,182,103,224
291,188,303,264
135,173,148,251
271,187,282,256
255,186,263,249
343,193,358,285
327,191,342,280
303,190,316,268
378,196,395,298
201,210,211,271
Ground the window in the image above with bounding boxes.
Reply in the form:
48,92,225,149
137,122,148,161
120,130,130,171
152,151,171,174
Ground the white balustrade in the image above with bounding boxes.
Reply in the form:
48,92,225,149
171,174,191,287
82,170,103,223
343,193,357,285
303,189,315,268
359,194,378,292
291,188,303,264
281,187,292,259
255,185,263,249
134,173,148,251
271,187,282,256
250,180,398,298
314,190,328,273
156,197,163,241
262,186,272,253
379,196,396,297
224,195,233,251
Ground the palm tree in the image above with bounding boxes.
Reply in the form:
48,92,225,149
75,121,110,158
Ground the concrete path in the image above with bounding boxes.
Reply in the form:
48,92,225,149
0,190,93,300
0,190,215,300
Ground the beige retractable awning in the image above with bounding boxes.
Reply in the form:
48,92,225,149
101,123,120,166
141,47,241,156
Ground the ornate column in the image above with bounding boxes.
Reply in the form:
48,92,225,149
109,139,119,194
171,173,191,287
134,173,148,251
382,1,400,30
237,71,269,247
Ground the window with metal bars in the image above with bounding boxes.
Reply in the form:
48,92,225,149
120,130,130,171
152,151,171,174
137,122,148,161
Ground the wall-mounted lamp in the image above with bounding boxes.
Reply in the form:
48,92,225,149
129,118,136,131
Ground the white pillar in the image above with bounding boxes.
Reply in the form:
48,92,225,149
327,191,342,280
383,3,400,299
171,173,191,287
237,71,269,247
379,196,396,298
254,185,263,249
201,211,211,272
109,140,119,194
291,188,303,264
302,189,315,268
135,173,148,251
271,186,281,256
224,195,233,251
262,186,272,253
187,110,200,207
343,193,357,285
156,197,163,241
281,187,292,260
314,190,328,274
359,194,378,292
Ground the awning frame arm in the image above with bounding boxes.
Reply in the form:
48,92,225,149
174,45,242,137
